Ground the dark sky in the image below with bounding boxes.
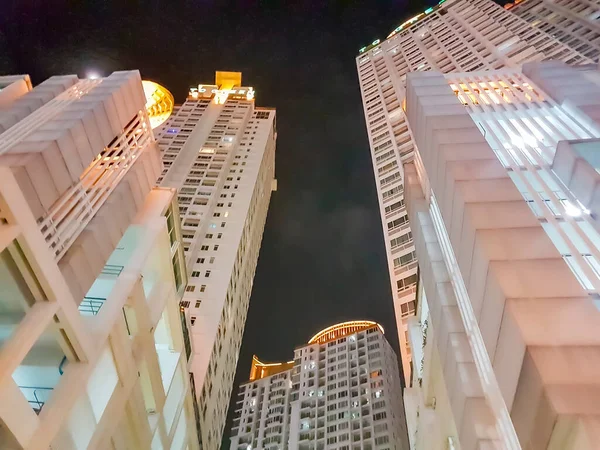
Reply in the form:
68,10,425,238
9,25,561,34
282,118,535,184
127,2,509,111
0,0,429,446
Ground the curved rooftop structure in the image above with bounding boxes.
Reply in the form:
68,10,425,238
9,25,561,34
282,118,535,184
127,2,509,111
248,355,295,382
308,320,384,344
142,80,174,129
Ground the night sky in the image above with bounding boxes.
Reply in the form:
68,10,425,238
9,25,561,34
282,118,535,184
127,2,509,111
0,0,430,446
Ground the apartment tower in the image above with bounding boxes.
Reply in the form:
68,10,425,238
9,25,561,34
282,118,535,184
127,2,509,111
0,73,199,449
155,71,277,449
229,321,408,450
402,61,600,449
355,0,593,383
508,0,600,61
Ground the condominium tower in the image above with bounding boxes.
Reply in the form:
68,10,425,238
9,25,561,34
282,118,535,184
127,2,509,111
229,321,408,450
0,73,199,449
155,71,277,449
508,0,600,61
402,61,600,449
355,0,592,383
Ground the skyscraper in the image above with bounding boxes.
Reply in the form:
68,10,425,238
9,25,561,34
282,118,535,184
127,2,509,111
402,61,600,449
507,0,600,62
355,0,592,384
229,321,409,450
155,71,277,449
0,72,199,449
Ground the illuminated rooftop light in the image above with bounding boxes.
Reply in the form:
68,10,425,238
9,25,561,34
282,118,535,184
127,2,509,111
142,80,174,129
87,72,101,80
308,320,384,344
248,355,295,381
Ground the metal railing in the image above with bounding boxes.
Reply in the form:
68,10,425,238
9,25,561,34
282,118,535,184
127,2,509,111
79,296,106,315
102,264,124,276
18,386,54,415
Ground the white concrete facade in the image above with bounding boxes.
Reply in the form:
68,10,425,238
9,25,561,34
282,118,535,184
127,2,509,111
155,72,277,450
510,0,600,62
401,61,600,449
229,321,408,450
355,0,592,385
0,72,199,449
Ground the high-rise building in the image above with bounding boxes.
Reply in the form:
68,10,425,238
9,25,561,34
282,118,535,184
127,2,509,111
0,72,199,449
155,71,277,449
507,0,600,62
229,321,409,450
355,0,592,384
401,60,600,449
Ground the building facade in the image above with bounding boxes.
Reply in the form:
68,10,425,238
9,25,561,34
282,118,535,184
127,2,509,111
230,321,409,450
155,71,277,449
0,73,199,449
355,0,592,384
401,61,600,449
508,0,600,62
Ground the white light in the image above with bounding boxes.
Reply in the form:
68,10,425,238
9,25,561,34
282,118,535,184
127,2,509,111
87,72,101,80
564,200,582,217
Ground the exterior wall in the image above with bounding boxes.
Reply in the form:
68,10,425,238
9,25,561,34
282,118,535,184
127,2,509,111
0,72,198,449
155,76,277,449
228,323,408,450
401,62,600,449
355,0,591,385
510,0,600,62
0,75,32,109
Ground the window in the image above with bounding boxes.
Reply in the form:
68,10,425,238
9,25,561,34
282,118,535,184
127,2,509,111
200,285,206,292
205,271,211,278
186,285,196,292
201,245,209,251
197,258,205,264
191,271,200,277
390,232,412,249
387,215,408,230
373,411,387,421
393,251,416,268
397,274,417,290
400,300,416,316
191,316,197,326
195,300,201,308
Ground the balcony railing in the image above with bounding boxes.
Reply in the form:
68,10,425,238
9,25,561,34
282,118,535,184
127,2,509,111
18,386,54,415
39,111,153,260
79,296,106,315
189,373,203,448
180,309,192,361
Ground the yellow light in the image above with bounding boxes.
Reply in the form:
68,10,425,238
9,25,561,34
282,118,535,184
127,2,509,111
308,320,384,344
142,80,174,129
